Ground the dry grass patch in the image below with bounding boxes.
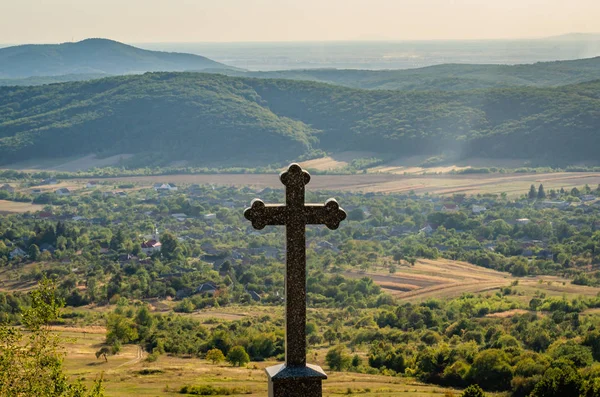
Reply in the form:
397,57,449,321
0,200,44,214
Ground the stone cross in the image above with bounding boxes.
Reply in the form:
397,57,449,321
244,163,346,397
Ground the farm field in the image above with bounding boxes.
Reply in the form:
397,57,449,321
0,199,44,214
57,327,473,397
67,172,600,197
345,258,600,303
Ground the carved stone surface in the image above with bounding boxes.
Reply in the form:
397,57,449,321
244,163,346,396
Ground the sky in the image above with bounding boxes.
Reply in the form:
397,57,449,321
1,0,599,44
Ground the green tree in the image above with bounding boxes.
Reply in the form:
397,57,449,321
324,328,337,345
95,346,112,362
530,366,583,397
206,348,226,365
468,349,513,391
28,244,40,261
582,378,600,397
529,184,537,199
348,208,365,221
226,346,250,367
106,313,139,345
538,184,546,199
325,345,351,371
160,232,179,260
461,385,487,397
0,278,104,396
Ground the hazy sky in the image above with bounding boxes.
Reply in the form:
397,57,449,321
1,0,599,44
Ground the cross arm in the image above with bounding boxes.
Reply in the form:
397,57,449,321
304,199,347,230
244,199,287,229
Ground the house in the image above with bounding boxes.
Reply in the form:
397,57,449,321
248,290,261,302
118,254,138,264
86,181,99,189
249,246,280,259
582,195,596,202
39,243,55,253
55,188,71,196
0,184,15,193
171,213,187,221
316,241,340,254
153,183,178,192
420,224,434,235
38,211,53,219
42,177,58,185
9,247,26,259
540,200,569,210
116,191,127,197
175,288,193,300
442,204,459,213
516,218,531,225
31,189,43,194
196,282,218,295
141,239,161,255
203,213,216,221
472,205,487,214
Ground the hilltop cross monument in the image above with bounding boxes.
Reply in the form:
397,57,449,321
244,163,346,397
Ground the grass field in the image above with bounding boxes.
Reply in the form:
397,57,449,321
71,172,600,197
57,328,472,397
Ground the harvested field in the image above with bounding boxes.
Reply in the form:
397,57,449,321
78,172,600,197
345,259,600,303
0,200,44,214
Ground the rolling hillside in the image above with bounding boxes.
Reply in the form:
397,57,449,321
0,72,599,166
0,38,234,79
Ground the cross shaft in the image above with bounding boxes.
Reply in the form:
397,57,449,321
244,164,346,368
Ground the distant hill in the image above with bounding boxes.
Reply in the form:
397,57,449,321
0,73,599,167
223,56,600,91
542,33,600,41
0,38,234,79
4,50,600,92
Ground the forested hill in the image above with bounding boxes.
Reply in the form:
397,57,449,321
0,72,599,166
0,39,233,79
225,56,600,91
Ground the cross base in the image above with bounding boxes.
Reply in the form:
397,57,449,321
266,363,327,397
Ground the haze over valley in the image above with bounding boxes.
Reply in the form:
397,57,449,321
2,3,600,396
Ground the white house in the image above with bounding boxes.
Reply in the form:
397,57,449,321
153,183,178,192
582,195,596,202
204,213,216,221
420,224,434,235
472,205,487,214
86,181,99,189
516,218,531,225
42,178,58,185
442,204,459,213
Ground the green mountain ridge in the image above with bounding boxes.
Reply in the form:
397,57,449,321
0,38,235,79
0,73,599,167
222,56,600,91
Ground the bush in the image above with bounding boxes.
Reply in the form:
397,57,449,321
326,346,352,371
461,385,487,397
179,385,250,395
